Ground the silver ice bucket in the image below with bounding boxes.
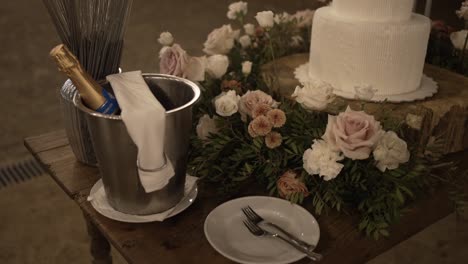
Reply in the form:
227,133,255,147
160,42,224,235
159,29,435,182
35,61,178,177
74,74,201,215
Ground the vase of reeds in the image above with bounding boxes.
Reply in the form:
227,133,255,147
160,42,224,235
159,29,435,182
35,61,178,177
44,0,133,166
59,80,97,165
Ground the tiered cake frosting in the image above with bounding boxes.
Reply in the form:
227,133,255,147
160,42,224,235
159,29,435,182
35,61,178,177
308,0,433,99
333,0,415,21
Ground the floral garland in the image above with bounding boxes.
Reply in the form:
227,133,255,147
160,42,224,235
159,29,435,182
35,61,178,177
157,1,466,239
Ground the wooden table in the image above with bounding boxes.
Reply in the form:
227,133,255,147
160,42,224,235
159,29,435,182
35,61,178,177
25,130,461,264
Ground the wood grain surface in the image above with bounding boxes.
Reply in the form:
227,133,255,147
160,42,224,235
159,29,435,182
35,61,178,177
25,131,464,264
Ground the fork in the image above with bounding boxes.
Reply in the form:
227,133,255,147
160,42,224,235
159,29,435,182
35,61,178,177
243,220,323,261
242,206,316,252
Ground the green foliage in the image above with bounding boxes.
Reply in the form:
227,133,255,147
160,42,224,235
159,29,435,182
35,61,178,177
186,12,468,240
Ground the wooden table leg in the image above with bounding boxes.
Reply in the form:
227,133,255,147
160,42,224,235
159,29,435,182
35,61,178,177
83,213,113,264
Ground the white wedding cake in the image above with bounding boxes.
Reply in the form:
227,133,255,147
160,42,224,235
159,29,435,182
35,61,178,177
304,0,437,101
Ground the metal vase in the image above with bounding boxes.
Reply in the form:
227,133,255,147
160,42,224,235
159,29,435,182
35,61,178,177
74,74,201,215
60,79,97,166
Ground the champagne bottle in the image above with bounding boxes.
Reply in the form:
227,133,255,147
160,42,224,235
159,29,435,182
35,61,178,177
50,44,119,115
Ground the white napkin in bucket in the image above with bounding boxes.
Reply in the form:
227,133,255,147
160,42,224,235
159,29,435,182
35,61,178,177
107,71,175,193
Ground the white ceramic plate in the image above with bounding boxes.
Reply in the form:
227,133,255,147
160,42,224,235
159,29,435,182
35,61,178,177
88,176,198,223
204,196,320,264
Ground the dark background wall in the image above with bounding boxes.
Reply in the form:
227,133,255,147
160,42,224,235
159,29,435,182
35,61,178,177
0,0,465,163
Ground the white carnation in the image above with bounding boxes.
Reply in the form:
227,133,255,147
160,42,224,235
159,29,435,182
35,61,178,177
450,30,468,50
206,55,229,79
373,131,410,172
405,113,423,130
196,114,218,140
158,31,174,46
214,90,240,117
255,11,275,28
227,1,248,20
242,61,252,76
303,140,344,181
238,35,251,48
292,79,335,111
244,23,255,36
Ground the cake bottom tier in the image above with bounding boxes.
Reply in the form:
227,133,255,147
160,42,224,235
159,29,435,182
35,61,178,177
309,7,430,96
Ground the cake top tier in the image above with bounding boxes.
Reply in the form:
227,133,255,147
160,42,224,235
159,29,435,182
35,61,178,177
332,0,415,22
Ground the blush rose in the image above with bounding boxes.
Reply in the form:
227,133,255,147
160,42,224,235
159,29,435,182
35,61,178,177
159,44,189,77
323,106,383,160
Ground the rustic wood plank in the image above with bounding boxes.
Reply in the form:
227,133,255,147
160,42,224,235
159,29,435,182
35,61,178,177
262,54,468,154
24,130,69,153
77,187,232,264
24,130,465,264
74,182,457,264
25,131,100,197
28,141,100,197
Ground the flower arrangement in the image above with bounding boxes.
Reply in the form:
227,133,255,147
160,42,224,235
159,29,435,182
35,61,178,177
426,1,468,75
158,1,467,240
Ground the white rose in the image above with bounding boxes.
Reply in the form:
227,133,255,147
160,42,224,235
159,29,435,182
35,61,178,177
456,1,468,20
203,25,237,55
450,30,468,50
196,114,218,140
290,35,303,47
238,35,251,48
206,55,229,79
244,23,255,36
227,1,248,20
354,84,377,101
255,11,275,28
185,56,207,82
158,32,174,46
214,90,240,117
274,12,291,24
242,61,252,76
292,9,315,28
292,79,335,111
303,140,344,181
373,131,410,172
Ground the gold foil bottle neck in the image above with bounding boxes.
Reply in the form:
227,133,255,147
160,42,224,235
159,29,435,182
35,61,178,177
49,43,106,110
50,44,81,74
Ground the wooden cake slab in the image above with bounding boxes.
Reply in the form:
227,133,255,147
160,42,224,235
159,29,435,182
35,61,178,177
262,53,468,154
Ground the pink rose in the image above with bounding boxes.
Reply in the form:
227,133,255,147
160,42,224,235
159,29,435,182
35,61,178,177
276,171,309,199
239,90,279,120
323,106,383,160
159,44,189,77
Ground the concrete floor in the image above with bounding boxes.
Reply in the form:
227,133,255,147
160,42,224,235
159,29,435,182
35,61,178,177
0,0,467,263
